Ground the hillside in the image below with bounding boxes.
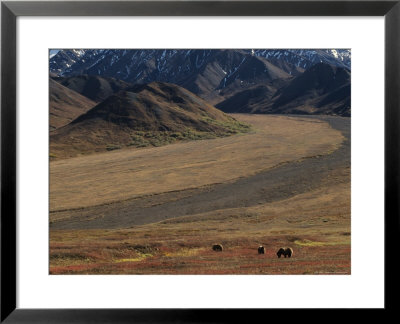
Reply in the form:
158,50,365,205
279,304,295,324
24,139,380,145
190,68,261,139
214,84,279,114
49,78,96,131
50,81,250,158
217,63,351,116
52,75,132,102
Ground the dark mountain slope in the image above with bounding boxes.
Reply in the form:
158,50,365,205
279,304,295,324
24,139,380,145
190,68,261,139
273,63,350,108
216,84,278,113
180,50,291,104
217,63,351,116
52,75,132,102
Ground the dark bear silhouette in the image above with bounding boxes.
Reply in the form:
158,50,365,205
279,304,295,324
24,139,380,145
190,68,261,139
277,247,294,258
277,247,285,258
212,244,223,252
284,247,293,258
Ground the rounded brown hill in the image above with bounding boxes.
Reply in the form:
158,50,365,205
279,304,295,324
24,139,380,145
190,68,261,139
49,78,96,131
50,81,250,159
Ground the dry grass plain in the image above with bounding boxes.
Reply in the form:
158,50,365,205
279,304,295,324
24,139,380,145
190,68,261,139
49,114,350,274
50,115,343,211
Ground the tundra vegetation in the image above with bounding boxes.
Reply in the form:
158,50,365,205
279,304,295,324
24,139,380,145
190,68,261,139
50,114,350,274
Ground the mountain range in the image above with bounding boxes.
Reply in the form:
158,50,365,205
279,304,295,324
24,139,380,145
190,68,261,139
50,49,350,114
49,49,350,157
50,49,350,81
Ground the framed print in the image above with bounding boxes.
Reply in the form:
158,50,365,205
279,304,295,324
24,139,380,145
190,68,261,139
1,0,399,321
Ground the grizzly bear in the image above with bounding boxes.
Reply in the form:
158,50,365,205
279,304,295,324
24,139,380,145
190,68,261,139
276,247,285,258
212,244,223,252
284,247,293,258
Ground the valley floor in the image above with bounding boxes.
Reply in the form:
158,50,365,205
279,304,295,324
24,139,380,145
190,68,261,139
49,114,350,274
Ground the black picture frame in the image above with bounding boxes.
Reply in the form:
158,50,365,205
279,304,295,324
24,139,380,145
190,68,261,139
1,0,399,322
